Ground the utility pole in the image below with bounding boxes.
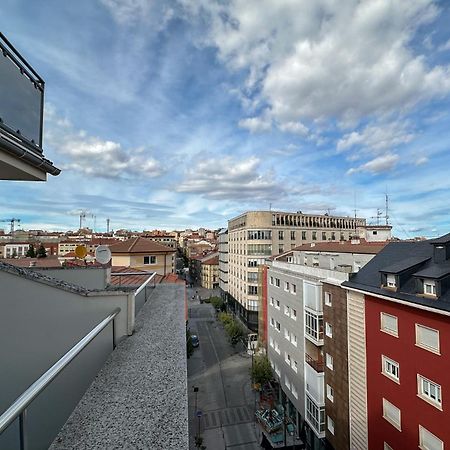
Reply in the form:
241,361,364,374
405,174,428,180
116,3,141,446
107,218,110,233
385,193,390,225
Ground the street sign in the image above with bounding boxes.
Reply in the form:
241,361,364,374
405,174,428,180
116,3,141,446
196,410,202,418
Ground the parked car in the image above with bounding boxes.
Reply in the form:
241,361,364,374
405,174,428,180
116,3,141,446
191,334,199,347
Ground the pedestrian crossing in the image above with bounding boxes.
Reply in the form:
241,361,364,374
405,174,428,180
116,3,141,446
201,405,253,430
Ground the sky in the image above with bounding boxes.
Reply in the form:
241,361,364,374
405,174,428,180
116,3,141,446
1,0,450,237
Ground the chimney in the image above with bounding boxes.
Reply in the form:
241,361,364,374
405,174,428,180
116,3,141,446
434,245,447,264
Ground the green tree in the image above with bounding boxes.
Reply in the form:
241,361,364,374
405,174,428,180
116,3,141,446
224,319,245,346
251,354,273,387
36,244,47,258
26,244,36,258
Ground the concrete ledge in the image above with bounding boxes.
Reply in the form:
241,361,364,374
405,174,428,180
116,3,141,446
49,284,188,450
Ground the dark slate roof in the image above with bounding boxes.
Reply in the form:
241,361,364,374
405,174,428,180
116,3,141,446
414,261,450,280
343,237,450,313
381,256,430,274
429,233,450,245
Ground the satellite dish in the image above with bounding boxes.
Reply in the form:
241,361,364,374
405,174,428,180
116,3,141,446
75,245,88,259
95,245,111,265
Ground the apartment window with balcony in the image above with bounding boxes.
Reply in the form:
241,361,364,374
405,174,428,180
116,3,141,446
305,311,324,343
275,299,281,310
324,292,332,306
291,333,297,347
144,255,156,264
325,322,333,338
326,353,334,370
291,283,297,294
291,230,296,240
302,231,307,240
416,324,440,354
382,398,401,431
418,375,442,409
326,384,334,402
279,230,284,240
291,309,297,320
381,312,399,337
327,416,335,435
306,394,325,434
419,425,444,450
312,231,317,240
382,356,400,383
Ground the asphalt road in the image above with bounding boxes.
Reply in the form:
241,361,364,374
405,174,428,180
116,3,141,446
187,288,261,450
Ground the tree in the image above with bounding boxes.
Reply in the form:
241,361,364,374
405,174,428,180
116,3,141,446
26,244,36,258
224,319,245,346
251,355,273,387
36,244,47,258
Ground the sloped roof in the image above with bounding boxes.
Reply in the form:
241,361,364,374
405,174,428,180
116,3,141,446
110,266,154,286
291,240,388,255
109,237,175,254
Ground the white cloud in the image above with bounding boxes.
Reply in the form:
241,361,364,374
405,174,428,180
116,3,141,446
347,153,399,175
438,39,450,52
238,115,272,133
177,155,284,200
415,156,429,165
45,106,162,179
182,0,450,128
337,121,415,152
277,121,308,136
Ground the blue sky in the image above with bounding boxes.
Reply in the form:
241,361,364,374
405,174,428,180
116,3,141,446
1,0,450,237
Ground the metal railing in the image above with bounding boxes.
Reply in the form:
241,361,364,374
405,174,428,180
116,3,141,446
0,307,120,450
305,353,324,373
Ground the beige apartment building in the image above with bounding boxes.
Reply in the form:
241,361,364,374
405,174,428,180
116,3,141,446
109,237,175,275
227,211,366,330
200,253,219,290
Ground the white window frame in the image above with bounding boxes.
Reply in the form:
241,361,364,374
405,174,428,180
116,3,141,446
382,355,400,383
325,322,333,338
284,328,290,341
415,324,440,354
284,281,290,292
417,375,442,409
275,278,280,287
384,443,394,450
327,416,335,435
380,312,399,337
269,297,274,306
386,274,397,288
324,292,332,306
423,279,437,296
285,352,291,365
291,283,297,294
144,255,156,265
291,308,297,321
292,360,298,373
284,305,290,316
326,384,334,402
269,276,274,285
291,333,297,347
382,398,401,431
276,321,281,332
419,425,444,450
274,341,280,354
275,299,281,310
269,337,274,348
270,317,275,327
326,353,333,370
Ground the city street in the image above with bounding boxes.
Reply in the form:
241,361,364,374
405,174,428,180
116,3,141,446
187,287,261,450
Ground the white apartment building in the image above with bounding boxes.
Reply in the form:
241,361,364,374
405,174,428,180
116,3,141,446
218,228,228,303
227,211,366,330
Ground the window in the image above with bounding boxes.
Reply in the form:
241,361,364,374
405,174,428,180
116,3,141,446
382,398,401,430
326,353,334,370
325,322,333,338
291,309,297,320
331,231,336,240
305,311,324,343
418,375,442,408
381,312,398,337
292,385,298,399
275,364,281,376
306,395,325,433
279,230,284,240
291,284,297,294
279,245,284,254
291,333,297,347
276,321,281,332
327,416,335,435
386,274,397,288
384,443,394,450
325,292,332,306
284,281,290,291
424,280,437,296
275,278,280,287
270,276,274,285
270,317,275,327
285,376,291,390
419,425,444,450
291,230,296,240
284,305,290,316
285,352,291,365
143,255,156,264
248,285,258,295
274,341,280,354
326,384,334,402
269,337,274,348
416,324,440,354
322,231,327,241
284,328,290,341
275,299,281,310
312,231,317,240
302,231,306,240
269,297,274,306
292,360,298,373
382,355,400,382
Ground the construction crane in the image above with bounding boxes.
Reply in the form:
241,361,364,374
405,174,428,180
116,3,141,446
78,210,94,230
1,218,20,234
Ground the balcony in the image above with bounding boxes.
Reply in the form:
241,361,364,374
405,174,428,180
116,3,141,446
305,353,324,373
305,393,325,439
0,33,60,180
303,280,322,312
304,309,324,345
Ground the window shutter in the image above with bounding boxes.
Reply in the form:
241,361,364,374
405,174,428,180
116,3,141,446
420,426,443,450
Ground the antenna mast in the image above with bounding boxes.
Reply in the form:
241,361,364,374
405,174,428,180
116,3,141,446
385,194,389,225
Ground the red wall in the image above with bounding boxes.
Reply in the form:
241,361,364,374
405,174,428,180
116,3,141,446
365,295,450,449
